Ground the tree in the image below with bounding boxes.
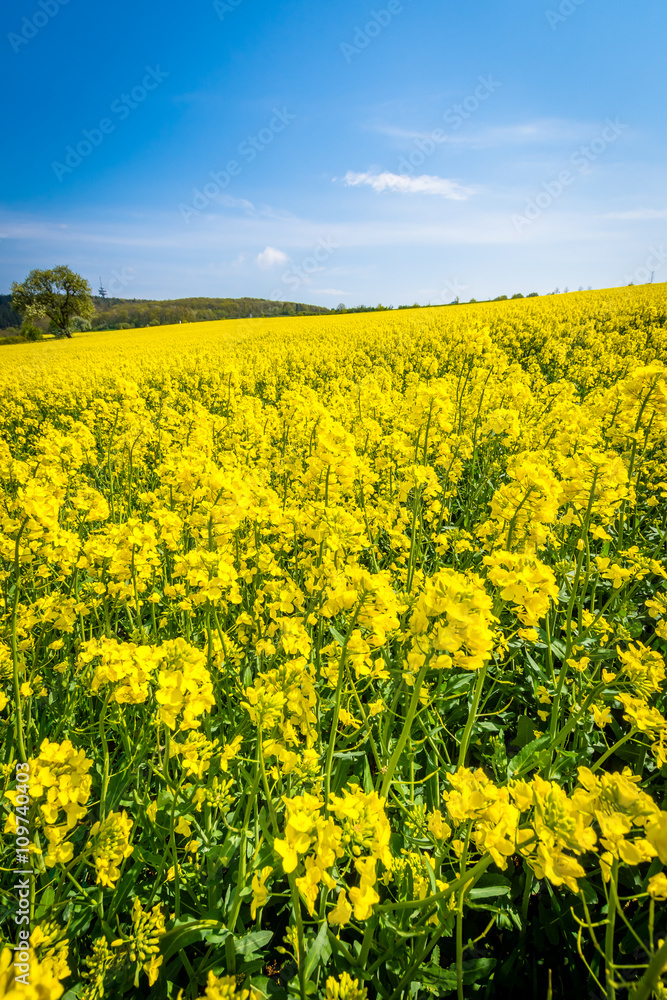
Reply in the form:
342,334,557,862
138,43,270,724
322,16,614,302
11,266,94,339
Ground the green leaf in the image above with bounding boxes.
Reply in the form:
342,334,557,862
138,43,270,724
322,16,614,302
457,957,497,985
34,887,55,921
578,878,597,904
304,922,330,980
363,755,374,793
64,906,94,940
508,735,550,777
234,930,273,956
515,715,538,748
524,649,543,676
469,874,511,900
133,845,166,868
107,861,145,922
226,934,237,976
257,807,275,845
61,986,83,1000
550,638,567,660
160,920,226,963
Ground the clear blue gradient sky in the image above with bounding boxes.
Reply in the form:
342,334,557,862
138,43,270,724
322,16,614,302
1,0,665,306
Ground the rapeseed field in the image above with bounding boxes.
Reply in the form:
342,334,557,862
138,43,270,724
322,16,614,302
1,285,667,999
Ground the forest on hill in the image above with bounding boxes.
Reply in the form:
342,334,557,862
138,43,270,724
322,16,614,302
88,295,333,329
0,293,333,337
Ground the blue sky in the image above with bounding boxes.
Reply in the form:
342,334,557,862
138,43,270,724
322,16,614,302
1,0,665,307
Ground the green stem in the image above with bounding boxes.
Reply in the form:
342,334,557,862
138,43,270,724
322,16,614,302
384,859,498,1000
406,487,422,593
590,729,637,774
11,518,29,764
228,758,262,932
520,867,533,936
324,601,364,804
287,872,307,1000
376,853,493,914
357,915,377,969
458,662,488,769
258,731,279,834
456,822,473,1000
629,938,667,1000
381,663,429,800
605,859,618,1000
98,694,111,822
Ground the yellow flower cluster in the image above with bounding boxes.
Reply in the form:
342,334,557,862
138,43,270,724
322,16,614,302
87,810,134,887
80,637,163,704
4,739,92,867
123,897,165,987
243,656,318,773
272,785,392,920
408,567,496,672
154,639,215,731
325,972,368,1000
436,766,667,894
0,945,65,1000
484,549,558,638
78,637,215,730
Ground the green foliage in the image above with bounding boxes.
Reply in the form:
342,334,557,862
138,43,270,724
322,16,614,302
90,295,332,331
70,315,92,332
0,294,22,328
11,265,94,338
22,321,44,342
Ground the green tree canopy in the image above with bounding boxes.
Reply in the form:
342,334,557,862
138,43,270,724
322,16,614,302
11,266,94,339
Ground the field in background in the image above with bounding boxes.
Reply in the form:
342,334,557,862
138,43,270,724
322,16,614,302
1,284,667,999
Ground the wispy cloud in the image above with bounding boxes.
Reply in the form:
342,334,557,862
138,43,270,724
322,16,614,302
217,194,256,212
256,246,289,268
600,208,667,220
341,170,472,199
370,118,598,150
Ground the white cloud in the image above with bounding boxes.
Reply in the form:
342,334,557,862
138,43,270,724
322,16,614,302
256,246,289,268
314,288,351,295
342,170,473,199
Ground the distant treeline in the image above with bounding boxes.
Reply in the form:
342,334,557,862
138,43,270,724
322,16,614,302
0,294,333,334
88,296,333,330
0,295,22,329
